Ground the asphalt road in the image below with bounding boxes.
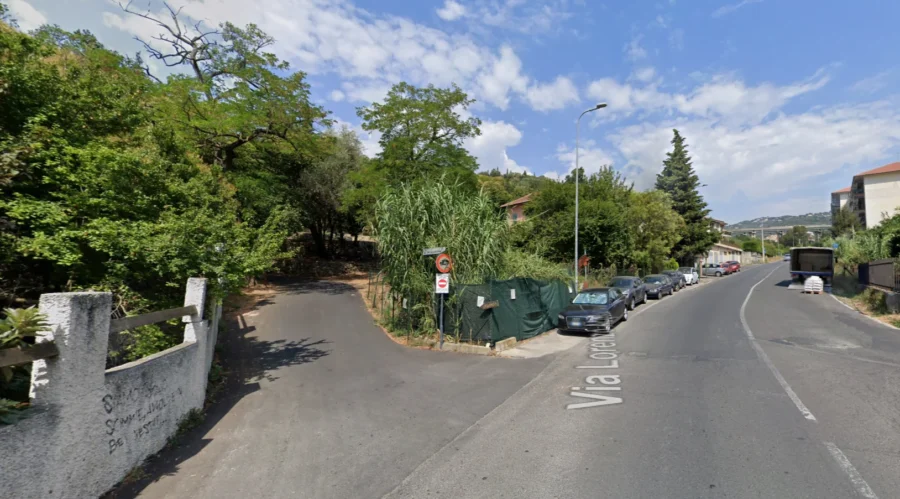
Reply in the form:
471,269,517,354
117,266,900,498
111,280,551,499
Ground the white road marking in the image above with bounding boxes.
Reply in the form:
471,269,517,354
739,266,817,421
824,442,879,499
829,293,857,311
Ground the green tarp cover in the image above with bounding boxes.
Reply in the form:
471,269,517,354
447,277,576,342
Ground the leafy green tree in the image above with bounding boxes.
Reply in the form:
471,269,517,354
655,130,717,264
741,238,762,253
357,82,481,187
524,167,633,268
298,127,366,257
627,190,686,273
832,205,861,237
0,22,290,312
123,3,329,172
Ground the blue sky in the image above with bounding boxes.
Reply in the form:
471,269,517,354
6,0,900,223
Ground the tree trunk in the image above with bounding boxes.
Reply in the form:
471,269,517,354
310,224,328,259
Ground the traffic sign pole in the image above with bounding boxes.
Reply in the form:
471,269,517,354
439,293,444,348
435,273,450,347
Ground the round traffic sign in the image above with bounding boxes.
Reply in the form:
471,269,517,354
435,253,453,273
437,277,448,290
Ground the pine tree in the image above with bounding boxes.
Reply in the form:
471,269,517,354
655,130,717,264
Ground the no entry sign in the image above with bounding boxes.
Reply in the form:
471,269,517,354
435,273,450,294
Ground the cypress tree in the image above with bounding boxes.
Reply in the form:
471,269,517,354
655,129,717,264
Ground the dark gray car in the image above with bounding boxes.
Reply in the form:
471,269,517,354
661,270,686,291
643,274,674,299
558,287,628,334
608,276,647,310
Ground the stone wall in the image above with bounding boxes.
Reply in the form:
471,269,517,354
0,278,212,499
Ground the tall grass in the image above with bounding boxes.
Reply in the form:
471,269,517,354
374,179,510,332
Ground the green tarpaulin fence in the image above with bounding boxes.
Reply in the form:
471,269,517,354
443,278,577,343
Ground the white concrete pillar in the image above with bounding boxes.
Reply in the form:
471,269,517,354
32,292,113,497
181,278,209,409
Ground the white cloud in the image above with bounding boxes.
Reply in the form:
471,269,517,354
329,89,346,102
586,68,830,125
712,0,763,18
465,120,528,174
524,76,580,112
850,71,893,94
477,0,573,34
477,45,529,110
552,140,615,180
100,0,562,112
340,81,392,104
7,0,47,31
610,101,900,200
436,0,467,21
633,67,657,83
669,28,684,51
624,35,647,62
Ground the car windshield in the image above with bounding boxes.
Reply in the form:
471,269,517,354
572,291,609,305
645,276,665,284
609,278,633,288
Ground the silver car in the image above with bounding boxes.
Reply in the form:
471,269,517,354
703,263,726,277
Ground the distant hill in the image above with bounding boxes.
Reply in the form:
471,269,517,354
726,212,831,229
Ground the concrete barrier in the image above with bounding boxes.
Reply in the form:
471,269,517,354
0,279,212,499
494,337,518,352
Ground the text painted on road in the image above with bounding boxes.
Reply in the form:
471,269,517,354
566,332,622,409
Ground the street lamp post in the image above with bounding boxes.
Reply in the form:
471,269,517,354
575,103,607,288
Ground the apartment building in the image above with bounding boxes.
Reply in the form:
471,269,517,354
831,186,850,217
849,162,900,228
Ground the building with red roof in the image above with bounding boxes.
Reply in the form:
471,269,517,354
848,162,900,228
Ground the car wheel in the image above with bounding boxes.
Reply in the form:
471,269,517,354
622,308,628,321
716,272,722,277
627,298,635,311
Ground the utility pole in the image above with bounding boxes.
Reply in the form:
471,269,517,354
761,222,766,261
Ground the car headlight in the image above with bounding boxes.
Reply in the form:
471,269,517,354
586,314,610,322
558,314,565,322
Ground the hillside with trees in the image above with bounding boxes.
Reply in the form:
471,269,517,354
727,212,831,229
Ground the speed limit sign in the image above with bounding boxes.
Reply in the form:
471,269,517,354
435,253,453,273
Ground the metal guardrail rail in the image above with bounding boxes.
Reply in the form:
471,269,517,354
0,342,60,369
108,305,198,334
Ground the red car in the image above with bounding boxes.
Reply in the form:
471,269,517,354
723,261,741,273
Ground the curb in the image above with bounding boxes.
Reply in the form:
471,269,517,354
494,337,517,352
431,341,492,355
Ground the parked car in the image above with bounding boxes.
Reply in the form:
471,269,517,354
608,276,647,310
661,270,686,291
723,260,741,273
643,274,674,299
703,263,726,277
678,267,699,285
558,287,628,334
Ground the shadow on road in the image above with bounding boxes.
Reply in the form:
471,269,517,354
104,281,331,498
775,279,793,287
270,278,358,296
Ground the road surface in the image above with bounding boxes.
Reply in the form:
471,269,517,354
116,266,900,498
